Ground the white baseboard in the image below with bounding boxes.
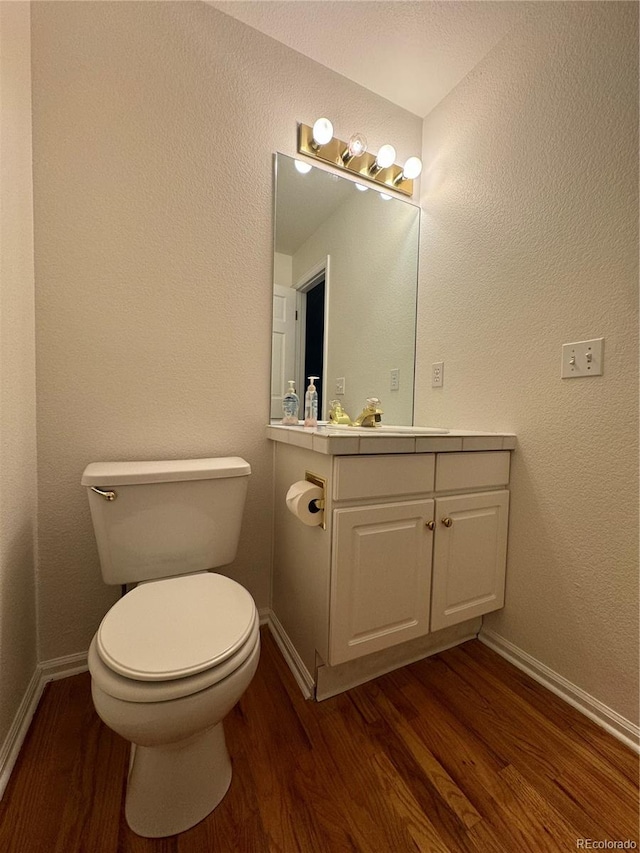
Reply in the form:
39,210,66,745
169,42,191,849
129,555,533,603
479,628,639,754
265,610,314,699
0,651,88,800
39,650,88,682
0,666,42,799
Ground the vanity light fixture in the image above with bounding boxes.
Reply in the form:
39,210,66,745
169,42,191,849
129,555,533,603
355,183,368,192
297,119,422,197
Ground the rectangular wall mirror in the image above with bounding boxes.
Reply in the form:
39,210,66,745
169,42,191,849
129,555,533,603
271,153,420,425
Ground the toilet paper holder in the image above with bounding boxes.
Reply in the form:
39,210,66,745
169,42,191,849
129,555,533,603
305,471,326,529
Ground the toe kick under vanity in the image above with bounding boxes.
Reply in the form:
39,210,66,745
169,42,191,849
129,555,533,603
267,425,516,700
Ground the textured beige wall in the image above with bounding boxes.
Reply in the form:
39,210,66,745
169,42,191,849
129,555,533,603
31,1,421,660
0,2,38,746
273,253,292,289
416,2,638,723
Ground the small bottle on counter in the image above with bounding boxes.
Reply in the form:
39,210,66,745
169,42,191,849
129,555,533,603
281,380,299,425
304,376,319,427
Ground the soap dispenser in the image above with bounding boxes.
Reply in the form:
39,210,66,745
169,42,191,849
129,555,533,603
281,380,299,425
304,376,319,427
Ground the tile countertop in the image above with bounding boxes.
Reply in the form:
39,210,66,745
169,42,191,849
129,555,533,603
266,423,517,456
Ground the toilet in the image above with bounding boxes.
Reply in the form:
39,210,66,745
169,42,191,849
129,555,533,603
81,456,260,838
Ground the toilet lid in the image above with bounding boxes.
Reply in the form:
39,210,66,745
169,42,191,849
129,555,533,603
96,573,257,681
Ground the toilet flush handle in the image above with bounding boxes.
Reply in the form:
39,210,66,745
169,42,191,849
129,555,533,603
90,486,117,501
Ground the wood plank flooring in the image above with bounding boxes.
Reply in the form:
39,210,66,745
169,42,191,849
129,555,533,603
0,630,637,852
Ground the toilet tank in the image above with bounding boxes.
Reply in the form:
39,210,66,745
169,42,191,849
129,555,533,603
81,457,251,585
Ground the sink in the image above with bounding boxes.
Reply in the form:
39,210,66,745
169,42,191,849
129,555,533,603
323,424,449,436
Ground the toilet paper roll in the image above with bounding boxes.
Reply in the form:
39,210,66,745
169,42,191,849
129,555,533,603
285,481,324,527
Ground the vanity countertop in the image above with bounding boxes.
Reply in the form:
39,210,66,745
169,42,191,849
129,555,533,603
267,423,516,455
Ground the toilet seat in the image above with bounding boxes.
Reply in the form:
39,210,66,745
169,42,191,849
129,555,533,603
97,573,256,681
88,618,259,703
89,573,260,703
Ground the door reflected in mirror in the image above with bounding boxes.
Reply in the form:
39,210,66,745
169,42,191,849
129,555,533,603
271,153,420,425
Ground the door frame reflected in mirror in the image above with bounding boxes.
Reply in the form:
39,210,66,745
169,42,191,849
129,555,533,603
295,257,329,421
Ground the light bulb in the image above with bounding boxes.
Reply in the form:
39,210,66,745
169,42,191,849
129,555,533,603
355,183,368,192
347,133,367,158
375,144,396,170
294,160,312,174
342,133,368,165
312,117,333,147
402,156,422,180
380,193,392,201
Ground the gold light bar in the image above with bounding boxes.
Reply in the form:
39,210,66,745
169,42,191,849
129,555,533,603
297,123,415,197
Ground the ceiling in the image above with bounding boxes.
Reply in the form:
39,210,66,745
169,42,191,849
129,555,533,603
208,1,527,118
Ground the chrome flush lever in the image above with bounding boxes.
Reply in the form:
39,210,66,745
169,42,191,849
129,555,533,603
90,486,117,501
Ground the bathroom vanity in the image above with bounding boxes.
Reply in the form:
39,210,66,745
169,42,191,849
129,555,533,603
267,424,516,700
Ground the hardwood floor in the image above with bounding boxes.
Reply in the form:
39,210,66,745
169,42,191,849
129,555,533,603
0,630,637,852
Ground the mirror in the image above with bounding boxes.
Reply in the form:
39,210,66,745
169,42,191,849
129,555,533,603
271,153,420,425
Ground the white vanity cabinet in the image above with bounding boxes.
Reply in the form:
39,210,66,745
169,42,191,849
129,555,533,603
269,429,514,699
329,451,510,665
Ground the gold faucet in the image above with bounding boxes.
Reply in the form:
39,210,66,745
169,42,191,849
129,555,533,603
328,400,352,425
353,397,384,427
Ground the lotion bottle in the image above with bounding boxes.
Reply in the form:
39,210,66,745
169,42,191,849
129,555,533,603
281,380,299,425
304,376,319,427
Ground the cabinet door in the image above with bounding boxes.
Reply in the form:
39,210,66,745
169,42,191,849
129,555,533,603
330,500,434,665
431,490,509,631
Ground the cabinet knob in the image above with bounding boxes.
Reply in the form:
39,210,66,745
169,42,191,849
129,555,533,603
442,517,453,527
426,520,435,531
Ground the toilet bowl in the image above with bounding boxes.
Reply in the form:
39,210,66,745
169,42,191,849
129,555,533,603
81,457,259,838
88,572,260,838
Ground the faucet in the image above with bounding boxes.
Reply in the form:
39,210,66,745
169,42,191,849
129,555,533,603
328,400,352,425
353,397,384,428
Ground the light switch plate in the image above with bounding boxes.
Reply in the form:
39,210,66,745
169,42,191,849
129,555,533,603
561,338,604,378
